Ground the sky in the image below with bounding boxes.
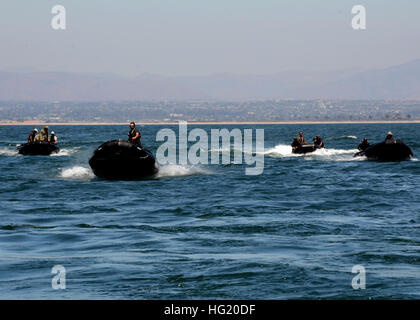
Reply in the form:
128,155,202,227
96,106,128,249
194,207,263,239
0,0,419,76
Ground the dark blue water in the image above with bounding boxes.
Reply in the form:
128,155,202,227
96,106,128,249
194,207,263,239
0,124,419,299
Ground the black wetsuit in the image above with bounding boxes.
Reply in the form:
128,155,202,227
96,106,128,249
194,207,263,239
314,138,324,148
128,127,142,147
358,141,370,151
291,139,301,149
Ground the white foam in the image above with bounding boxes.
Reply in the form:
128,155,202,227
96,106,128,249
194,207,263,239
156,164,211,178
0,147,18,156
51,147,79,157
305,148,365,162
264,144,361,161
264,144,297,158
60,166,94,180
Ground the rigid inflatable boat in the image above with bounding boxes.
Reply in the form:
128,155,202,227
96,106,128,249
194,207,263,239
89,139,159,179
292,144,323,154
362,140,413,161
18,142,59,155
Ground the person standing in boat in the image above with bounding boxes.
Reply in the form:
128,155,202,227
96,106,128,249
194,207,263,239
27,128,38,143
384,132,396,144
49,131,58,144
128,122,142,147
34,126,49,142
296,131,309,145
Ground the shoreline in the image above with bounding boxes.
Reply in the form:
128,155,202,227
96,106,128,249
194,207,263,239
0,120,419,126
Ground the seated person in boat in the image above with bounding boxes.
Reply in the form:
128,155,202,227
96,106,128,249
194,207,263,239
49,131,58,144
358,138,370,151
384,131,397,144
34,126,49,142
128,122,142,147
27,128,38,143
313,135,324,148
291,138,301,151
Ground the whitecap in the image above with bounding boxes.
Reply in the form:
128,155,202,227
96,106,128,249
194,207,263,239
325,135,358,141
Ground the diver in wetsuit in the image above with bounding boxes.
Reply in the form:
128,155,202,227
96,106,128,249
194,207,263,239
128,122,142,147
313,135,324,148
384,131,397,144
27,128,38,143
358,138,370,152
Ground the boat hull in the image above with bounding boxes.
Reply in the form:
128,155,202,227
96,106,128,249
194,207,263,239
292,144,318,154
89,140,159,180
18,142,59,156
364,141,413,161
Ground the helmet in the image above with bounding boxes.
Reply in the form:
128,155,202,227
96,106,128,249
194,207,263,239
51,131,55,135
34,128,38,133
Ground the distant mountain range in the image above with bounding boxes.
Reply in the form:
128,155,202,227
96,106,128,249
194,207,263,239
1,59,419,101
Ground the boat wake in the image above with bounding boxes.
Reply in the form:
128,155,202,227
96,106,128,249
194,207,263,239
156,164,212,178
325,135,358,141
51,147,80,157
0,147,18,156
265,144,362,161
60,166,95,180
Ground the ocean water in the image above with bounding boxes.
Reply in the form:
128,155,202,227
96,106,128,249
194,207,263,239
0,123,419,299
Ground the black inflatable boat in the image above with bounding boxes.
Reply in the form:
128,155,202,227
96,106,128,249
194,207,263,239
292,144,322,154
361,140,413,161
18,141,59,155
89,139,159,180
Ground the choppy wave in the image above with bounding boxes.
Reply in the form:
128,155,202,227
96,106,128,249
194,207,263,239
156,164,211,178
60,166,95,180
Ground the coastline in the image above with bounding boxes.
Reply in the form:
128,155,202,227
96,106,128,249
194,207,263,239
0,120,419,126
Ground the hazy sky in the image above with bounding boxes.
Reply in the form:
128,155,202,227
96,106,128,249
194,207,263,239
1,0,419,76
